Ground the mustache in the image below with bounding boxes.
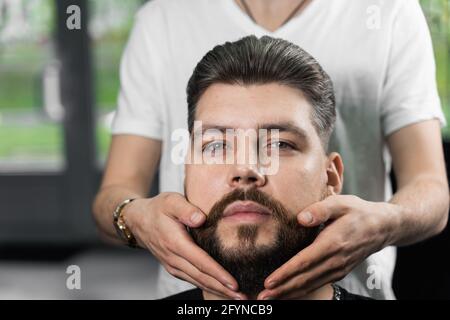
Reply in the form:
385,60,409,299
202,187,295,230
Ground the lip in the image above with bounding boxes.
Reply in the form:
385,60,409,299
222,201,272,223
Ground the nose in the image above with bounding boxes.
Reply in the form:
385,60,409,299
228,165,267,189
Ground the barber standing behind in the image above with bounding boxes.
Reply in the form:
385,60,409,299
92,0,449,300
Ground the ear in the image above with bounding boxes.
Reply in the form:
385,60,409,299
325,152,344,195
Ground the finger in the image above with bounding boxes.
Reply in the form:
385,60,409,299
264,234,340,289
258,258,342,300
258,252,343,300
163,193,206,227
168,256,246,300
297,195,348,226
170,229,240,291
165,264,227,298
281,260,356,300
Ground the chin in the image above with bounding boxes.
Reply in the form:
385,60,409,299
217,229,278,251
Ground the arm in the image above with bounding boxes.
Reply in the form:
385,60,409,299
256,0,448,299
92,134,243,299
93,2,242,299
92,134,161,243
387,119,449,245
256,120,449,300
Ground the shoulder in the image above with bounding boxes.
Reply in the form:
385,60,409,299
344,0,410,13
136,0,212,20
132,0,216,39
331,0,414,23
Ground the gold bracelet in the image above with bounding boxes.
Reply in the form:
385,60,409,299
113,198,138,248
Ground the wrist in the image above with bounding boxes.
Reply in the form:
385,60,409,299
113,198,140,248
377,201,403,247
120,198,149,248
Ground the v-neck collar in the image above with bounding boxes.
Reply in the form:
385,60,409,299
221,0,321,37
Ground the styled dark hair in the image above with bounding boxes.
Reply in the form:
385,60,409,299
186,35,336,147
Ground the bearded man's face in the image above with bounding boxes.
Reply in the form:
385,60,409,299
184,83,344,298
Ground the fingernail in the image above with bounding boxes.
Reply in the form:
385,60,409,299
263,296,273,300
226,283,236,291
234,295,243,300
267,280,277,289
300,211,313,224
190,212,203,224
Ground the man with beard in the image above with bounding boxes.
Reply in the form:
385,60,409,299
163,35,371,300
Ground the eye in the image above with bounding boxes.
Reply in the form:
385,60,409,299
203,141,227,154
268,141,295,150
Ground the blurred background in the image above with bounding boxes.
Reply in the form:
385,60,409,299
0,0,449,299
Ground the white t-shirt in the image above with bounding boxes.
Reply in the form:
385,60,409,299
111,0,446,300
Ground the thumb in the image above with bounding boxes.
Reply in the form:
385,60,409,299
297,195,344,227
164,193,206,228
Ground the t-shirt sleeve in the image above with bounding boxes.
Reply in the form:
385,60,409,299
380,0,447,137
110,3,167,140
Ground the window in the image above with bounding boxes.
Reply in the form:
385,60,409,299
421,0,450,137
88,0,143,166
0,0,64,172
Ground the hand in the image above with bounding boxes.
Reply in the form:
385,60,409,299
257,194,398,300
123,192,246,300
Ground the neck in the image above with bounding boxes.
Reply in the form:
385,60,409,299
202,283,334,300
235,0,310,32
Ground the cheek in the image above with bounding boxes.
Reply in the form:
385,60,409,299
269,157,327,212
185,164,228,214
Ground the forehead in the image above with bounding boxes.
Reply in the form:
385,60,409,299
195,83,314,131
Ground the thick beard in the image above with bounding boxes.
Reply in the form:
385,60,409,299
189,187,325,298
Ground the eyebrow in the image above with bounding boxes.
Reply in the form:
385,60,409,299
258,122,309,142
194,122,309,142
